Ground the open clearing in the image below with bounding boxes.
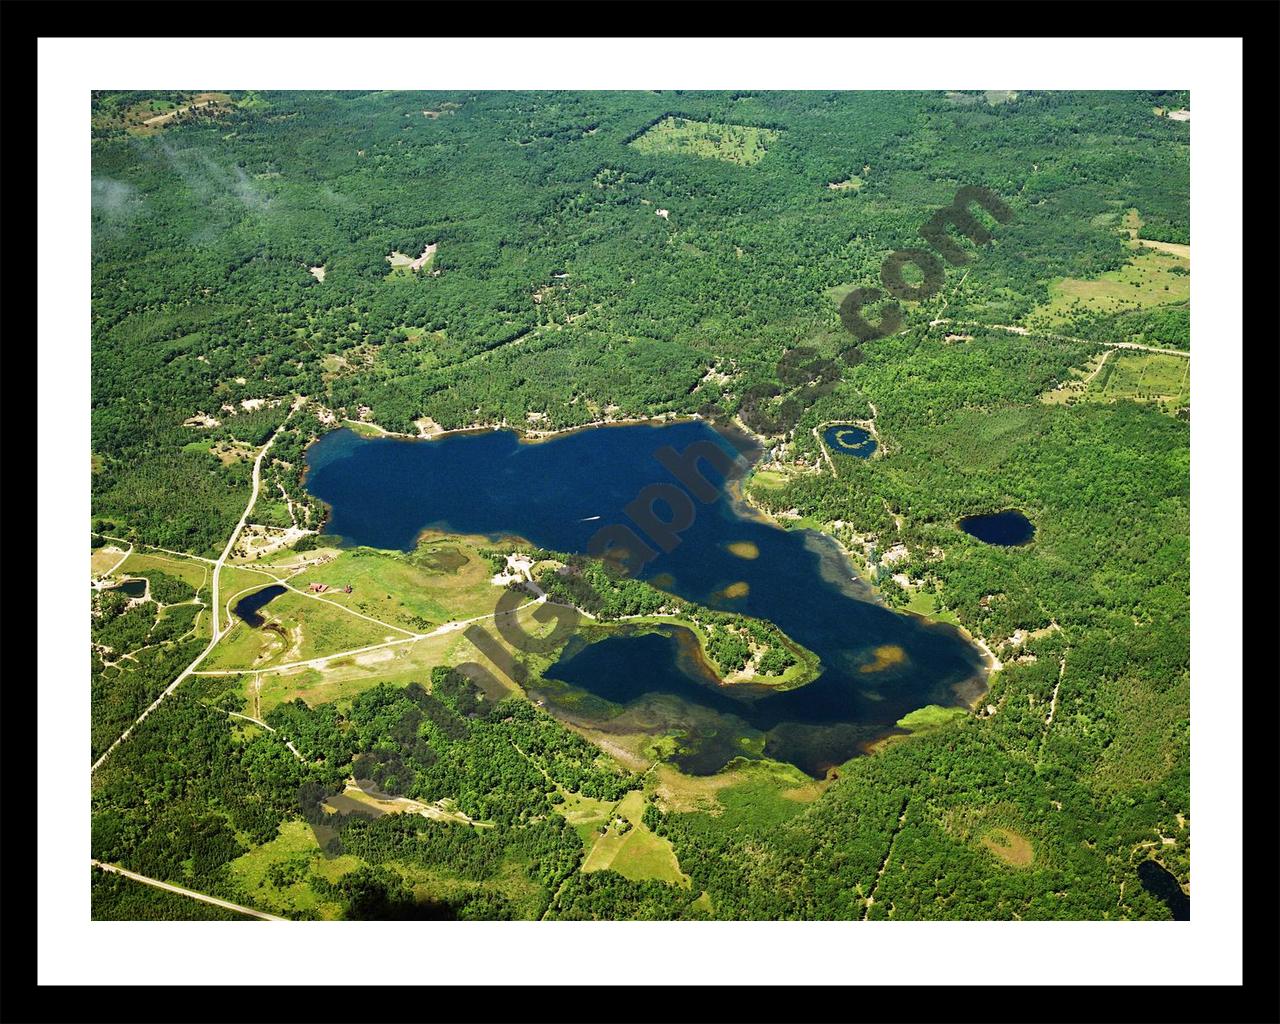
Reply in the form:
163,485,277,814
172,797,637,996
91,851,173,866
117,550,211,592
896,704,967,733
749,469,791,490
182,439,256,467
1041,350,1112,406
231,597,551,715
1056,350,1190,416
581,791,688,885
202,587,406,673
251,630,461,715
650,759,822,815
94,92,233,137
1027,247,1189,328
556,789,618,848
92,545,130,577
1137,239,1190,259
980,827,1034,868
629,116,780,166
286,539,498,630
227,820,344,919
386,244,437,277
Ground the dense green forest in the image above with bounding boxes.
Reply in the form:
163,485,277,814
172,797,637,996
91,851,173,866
91,672,641,919
91,89,1188,552
91,90,1189,920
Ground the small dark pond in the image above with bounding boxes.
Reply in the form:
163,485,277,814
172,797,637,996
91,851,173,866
1137,859,1189,921
958,509,1035,546
822,424,878,459
233,584,286,627
117,578,148,598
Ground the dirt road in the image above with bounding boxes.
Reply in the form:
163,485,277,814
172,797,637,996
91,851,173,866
91,860,284,921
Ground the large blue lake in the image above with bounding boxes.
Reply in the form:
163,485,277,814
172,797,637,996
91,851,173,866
304,422,987,777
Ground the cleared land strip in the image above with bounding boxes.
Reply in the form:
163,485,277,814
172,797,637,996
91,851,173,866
862,796,910,920
91,860,285,921
96,536,218,564
142,99,220,126
1037,651,1069,769
932,319,1189,357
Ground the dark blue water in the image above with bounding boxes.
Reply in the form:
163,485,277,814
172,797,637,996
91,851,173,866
958,509,1035,546
1137,860,1189,921
822,424,877,459
117,579,148,598
304,423,986,777
233,584,286,627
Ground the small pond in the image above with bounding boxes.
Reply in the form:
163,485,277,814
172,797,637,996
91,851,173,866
958,509,1035,546
233,584,287,627
116,578,148,598
822,424,878,459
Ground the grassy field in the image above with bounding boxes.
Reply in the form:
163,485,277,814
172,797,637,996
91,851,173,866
1045,349,1189,416
340,419,387,438
91,545,129,576
251,633,458,714
581,791,688,885
652,759,823,811
182,439,255,467
117,550,211,592
247,595,559,714
287,539,499,630
980,827,1035,868
218,564,290,601
900,586,961,625
556,789,618,848
748,468,798,491
630,116,780,166
203,587,408,673
1041,351,1112,406
896,704,968,733
1084,351,1189,415
256,545,343,573
227,820,346,919
1027,245,1189,328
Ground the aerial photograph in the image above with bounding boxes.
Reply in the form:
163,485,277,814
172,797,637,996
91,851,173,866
88,89,1191,922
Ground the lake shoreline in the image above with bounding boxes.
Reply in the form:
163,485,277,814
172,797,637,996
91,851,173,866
321,414,1001,709
303,418,995,775
341,411,715,446
732,458,1001,705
